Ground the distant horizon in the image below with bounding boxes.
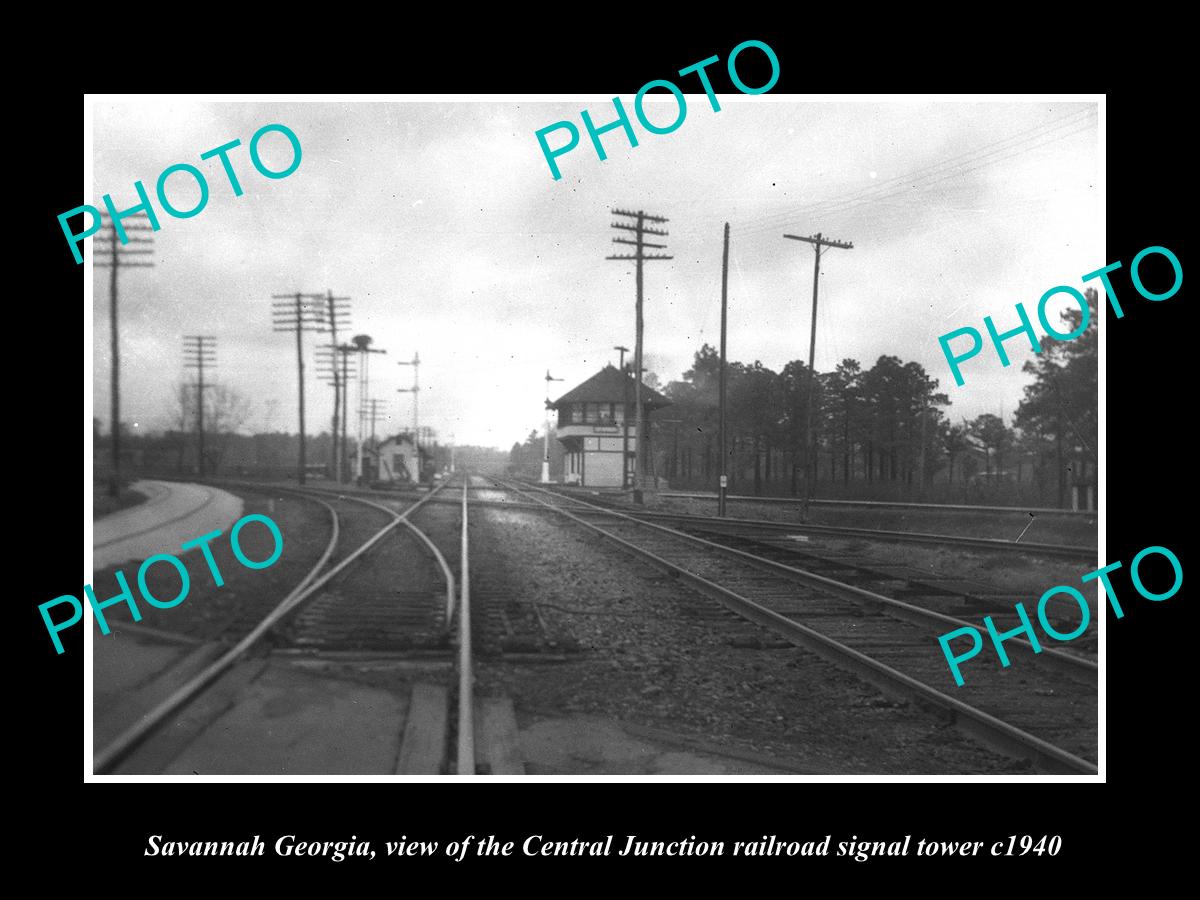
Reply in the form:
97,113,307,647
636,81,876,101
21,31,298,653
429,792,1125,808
91,99,1100,450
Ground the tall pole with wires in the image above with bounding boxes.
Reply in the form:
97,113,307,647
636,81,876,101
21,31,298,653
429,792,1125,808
352,335,387,483
718,223,730,517
361,398,386,446
272,292,326,485
317,342,356,482
324,291,351,482
783,232,854,520
182,336,216,477
607,208,672,504
541,370,563,483
338,344,354,480
614,345,630,488
397,352,421,475
95,213,154,497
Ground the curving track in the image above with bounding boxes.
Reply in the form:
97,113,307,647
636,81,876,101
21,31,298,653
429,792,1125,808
94,480,463,774
491,479,1097,775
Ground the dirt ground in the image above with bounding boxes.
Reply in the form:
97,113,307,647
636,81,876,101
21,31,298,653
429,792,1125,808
471,505,1026,774
656,494,1098,546
88,488,333,642
93,482,149,520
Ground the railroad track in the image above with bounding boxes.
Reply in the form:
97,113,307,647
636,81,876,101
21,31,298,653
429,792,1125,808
657,490,1097,518
570,512,1096,632
94,479,481,775
490,479,1098,775
492,483,1098,646
305,481,1094,561
501,483,1096,561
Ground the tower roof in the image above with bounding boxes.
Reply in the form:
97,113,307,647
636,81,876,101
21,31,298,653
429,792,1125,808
551,364,671,409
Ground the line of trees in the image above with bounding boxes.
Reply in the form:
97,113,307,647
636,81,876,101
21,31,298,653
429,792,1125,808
509,428,565,479
653,348,960,499
513,289,1096,507
650,289,1097,506
1013,288,1098,508
97,379,513,482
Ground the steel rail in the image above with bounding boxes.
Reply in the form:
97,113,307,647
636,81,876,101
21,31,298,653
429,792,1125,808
94,482,448,774
282,485,457,627
495,480,1097,776
571,507,1095,560
420,493,1094,559
656,490,1096,517
457,481,474,775
509,482,1094,677
212,481,457,625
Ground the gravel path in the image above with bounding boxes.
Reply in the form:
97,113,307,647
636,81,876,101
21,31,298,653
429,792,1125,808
471,504,1025,774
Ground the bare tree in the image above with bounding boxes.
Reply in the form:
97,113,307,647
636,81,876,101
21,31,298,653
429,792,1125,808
204,384,252,474
170,381,251,475
172,381,196,473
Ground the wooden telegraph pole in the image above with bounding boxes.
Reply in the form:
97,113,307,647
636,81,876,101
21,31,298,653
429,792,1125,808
351,335,387,483
397,352,422,478
614,345,630,488
317,342,357,482
182,336,216,476
783,231,854,521
607,209,672,504
272,292,327,485
718,223,730,517
324,291,351,482
95,213,154,497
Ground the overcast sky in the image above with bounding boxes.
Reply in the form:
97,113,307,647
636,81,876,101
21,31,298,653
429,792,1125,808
89,98,1100,449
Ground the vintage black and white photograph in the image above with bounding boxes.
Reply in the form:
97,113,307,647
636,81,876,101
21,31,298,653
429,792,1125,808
84,96,1101,777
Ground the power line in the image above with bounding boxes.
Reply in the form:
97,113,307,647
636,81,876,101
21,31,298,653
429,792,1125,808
614,345,630,488
397,352,421,474
764,108,1094,226
360,397,388,448
734,112,1097,243
317,341,357,483
95,212,154,497
271,292,327,485
607,208,672,503
541,369,563,484
783,232,854,521
351,335,387,483
182,336,216,477
319,291,351,481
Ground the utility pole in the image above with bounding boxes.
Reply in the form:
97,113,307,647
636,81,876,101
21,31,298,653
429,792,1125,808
94,213,154,497
783,231,854,521
271,292,327,485
607,208,672,504
541,370,564,483
359,397,383,481
361,398,386,445
918,398,928,500
718,222,730,518
324,291,351,482
351,335,386,483
397,352,421,465
317,342,356,482
182,336,216,477
338,344,354,481
614,345,630,488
